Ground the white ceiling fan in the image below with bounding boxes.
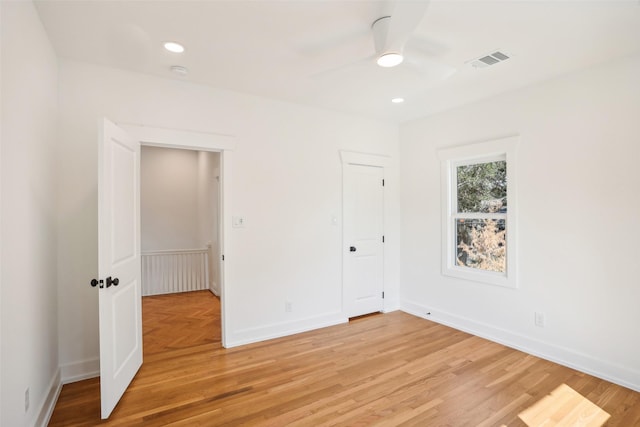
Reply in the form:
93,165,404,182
372,1,428,68
311,0,456,83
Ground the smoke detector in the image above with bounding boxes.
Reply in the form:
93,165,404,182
467,50,512,69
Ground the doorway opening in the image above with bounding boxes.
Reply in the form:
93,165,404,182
120,121,235,348
140,146,222,352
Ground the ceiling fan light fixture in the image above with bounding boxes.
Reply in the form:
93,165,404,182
377,52,403,68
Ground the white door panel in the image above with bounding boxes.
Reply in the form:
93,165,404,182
98,118,143,419
344,164,384,317
110,140,136,264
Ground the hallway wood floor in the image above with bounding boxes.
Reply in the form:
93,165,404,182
49,291,640,426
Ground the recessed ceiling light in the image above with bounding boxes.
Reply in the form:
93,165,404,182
164,42,185,53
170,65,189,77
377,52,403,68
391,98,404,104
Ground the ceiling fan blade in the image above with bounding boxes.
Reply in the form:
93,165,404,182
385,0,431,51
403,53,457,83
309,53,375,80
404,34,451,59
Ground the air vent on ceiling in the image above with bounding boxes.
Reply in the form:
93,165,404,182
468,50,511,69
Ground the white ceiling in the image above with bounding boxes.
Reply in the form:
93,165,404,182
34,0,640,123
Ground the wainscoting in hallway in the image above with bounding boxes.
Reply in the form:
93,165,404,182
48,291,640,426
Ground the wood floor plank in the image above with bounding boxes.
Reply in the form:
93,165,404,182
49,290,640,426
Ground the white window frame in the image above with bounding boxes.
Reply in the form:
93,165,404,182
438,135,518,288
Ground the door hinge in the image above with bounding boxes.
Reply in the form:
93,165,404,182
382,291,385,299
382,179,385,187
221,255,225,261
382,235,385,243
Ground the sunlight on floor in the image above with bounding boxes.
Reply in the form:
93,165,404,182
516,383,610,426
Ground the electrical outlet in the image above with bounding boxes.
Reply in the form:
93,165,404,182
285,301,292,313
534,312,546,327
25,388,30,412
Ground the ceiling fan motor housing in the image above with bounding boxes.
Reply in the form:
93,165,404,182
372,15,403,66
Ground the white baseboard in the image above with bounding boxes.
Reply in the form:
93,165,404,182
33,368,62,427
209,282,219,296
60,357,99,384
383,297,400,313
225,312,348,348
401,300,640,393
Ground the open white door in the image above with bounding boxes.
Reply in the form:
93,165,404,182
343,163,384,317
97,118,143,419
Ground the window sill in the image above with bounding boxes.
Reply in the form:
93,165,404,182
443,265,517,289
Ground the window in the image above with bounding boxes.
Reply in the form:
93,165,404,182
439,136,518,288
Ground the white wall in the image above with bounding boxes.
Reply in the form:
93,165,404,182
196,151,220,293
57,60,400,376
141,146,200,251
400,54,640,391
1,2,60,426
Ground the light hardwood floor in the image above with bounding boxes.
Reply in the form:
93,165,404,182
49,291,640,426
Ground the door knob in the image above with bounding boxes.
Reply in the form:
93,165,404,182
106,276,119,288
349,246,357,252
90,278,104,289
